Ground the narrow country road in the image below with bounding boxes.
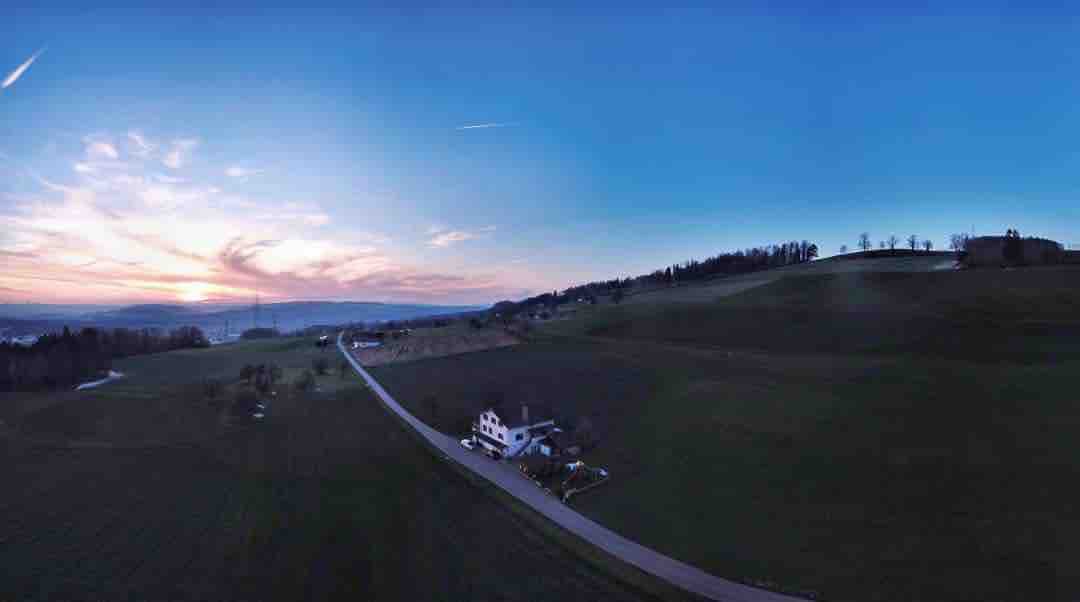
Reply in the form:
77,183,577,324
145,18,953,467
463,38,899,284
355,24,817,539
338,333,806,602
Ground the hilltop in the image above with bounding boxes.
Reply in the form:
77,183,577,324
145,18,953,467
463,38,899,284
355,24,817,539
370,256,1080,601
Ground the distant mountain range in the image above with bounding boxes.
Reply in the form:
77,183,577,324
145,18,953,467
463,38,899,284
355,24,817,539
0,301,486,336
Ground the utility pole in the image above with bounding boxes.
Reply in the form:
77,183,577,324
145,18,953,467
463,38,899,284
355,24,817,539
253,274,260,329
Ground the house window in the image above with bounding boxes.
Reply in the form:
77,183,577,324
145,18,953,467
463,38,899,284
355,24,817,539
515,433,523,441
498,433,504,441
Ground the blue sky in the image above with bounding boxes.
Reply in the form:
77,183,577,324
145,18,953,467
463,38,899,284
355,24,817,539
3,3,1080,304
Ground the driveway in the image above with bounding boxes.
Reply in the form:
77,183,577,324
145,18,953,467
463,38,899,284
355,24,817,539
338,332,806,602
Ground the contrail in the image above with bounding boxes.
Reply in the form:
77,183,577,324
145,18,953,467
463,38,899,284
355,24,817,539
456,122,516,130
2,48,46,89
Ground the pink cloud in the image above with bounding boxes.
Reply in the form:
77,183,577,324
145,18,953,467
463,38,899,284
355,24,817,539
0,134,519,305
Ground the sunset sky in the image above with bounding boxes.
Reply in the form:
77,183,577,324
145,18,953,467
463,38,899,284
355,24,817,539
4,4,1080,305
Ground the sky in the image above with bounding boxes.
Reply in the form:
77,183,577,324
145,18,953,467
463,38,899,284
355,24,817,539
4,3,1080,305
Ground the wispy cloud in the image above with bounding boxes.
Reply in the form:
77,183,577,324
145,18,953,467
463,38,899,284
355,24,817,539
0,132,517,305
84,139,118,161
2,47,45,90
127,131,154,158
456,122,517,130
429,230,475,247
427,225,496,248
225,166,262,179
163,138,198,169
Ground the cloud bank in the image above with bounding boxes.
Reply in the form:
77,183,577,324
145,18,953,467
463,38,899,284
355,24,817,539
0,132,517,305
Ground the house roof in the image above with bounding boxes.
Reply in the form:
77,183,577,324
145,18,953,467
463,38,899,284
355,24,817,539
542,430,575,450
475,430,507,449
528,424,555,438
485,402,554,429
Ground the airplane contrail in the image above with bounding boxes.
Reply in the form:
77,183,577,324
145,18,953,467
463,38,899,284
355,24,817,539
456,122,517,130
2,47,46,89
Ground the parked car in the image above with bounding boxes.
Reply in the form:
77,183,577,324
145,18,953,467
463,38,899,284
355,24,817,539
459,437,475,450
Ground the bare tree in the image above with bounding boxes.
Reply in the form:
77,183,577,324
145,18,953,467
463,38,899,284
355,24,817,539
879,240,886,250
240,364,255,385
203,378,222,400
293,370,316,392
907,234,918,251
839,244,849,254
887,235,899,250
949,233,970,251
858,233,871,252
922,239,933,251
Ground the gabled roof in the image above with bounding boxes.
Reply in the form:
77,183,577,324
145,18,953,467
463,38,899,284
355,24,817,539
484,402,554,429
540,430,576,451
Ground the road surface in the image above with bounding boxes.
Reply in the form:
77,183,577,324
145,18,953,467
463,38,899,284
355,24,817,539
338,332,806,602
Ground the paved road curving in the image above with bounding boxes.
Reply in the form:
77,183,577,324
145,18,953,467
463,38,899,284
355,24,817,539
338,332,807,602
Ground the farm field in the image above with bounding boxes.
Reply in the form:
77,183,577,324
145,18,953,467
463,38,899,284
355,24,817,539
353,322,518,366
0,338,652,602
371,263,1080,601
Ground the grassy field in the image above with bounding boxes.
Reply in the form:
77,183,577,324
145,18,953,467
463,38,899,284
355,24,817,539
353,321,518,366
371,263,1080,601
0,338,656,602
611,251,955,305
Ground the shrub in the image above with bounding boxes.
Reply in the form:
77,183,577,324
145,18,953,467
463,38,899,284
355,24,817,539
232,389,259,416
239,364,255,385
312,357,330,375
268,363,283,385
294,369,316,392
203,378,223,400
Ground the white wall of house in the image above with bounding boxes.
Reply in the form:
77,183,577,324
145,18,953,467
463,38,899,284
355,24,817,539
475,408,555,457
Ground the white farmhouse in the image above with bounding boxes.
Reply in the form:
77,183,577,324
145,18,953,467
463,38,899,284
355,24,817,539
473,403,555,458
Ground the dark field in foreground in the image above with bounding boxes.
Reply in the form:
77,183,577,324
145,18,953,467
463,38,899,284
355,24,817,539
0,340,649,602
373,267,1080,601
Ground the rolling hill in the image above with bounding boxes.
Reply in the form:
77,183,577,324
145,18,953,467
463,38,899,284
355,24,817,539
0,301,485,336
370,257,1080,601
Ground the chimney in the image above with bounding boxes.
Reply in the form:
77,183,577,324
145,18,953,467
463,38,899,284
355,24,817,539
522,404,529,424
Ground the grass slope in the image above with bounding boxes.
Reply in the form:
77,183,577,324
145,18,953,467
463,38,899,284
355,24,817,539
0,338,652,602
371,264,1080,601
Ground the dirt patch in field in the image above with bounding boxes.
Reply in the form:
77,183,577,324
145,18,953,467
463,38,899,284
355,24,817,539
353,328,519,366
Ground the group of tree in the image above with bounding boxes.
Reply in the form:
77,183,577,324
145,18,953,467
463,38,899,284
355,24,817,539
496,239,819,316
1,325,209,392
855,233,935,253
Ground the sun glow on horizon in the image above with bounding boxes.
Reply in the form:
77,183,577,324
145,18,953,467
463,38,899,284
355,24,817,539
177,282,211,303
